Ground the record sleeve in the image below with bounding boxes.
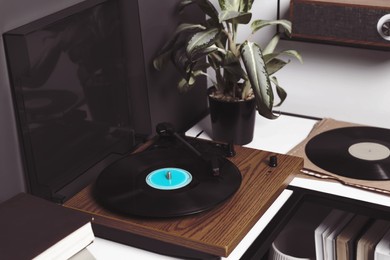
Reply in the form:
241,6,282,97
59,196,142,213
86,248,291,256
288,118,390,195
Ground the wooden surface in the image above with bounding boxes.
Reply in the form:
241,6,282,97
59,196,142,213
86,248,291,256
64,145,302,257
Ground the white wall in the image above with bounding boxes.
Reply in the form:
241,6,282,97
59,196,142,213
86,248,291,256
277,0,390,128
277,40,390,128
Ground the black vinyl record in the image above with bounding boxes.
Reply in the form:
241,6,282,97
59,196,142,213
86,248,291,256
305,126,390,180
94,148,242,217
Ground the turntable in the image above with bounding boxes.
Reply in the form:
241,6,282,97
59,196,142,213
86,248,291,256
64,122,303,258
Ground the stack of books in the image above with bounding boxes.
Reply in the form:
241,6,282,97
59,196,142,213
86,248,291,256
314,209,390,260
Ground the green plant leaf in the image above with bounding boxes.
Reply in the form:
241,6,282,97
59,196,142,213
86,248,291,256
180,0,219,22
266,58,288,75
263,34,280,55
271,76,287,107
221,53,247,95
153,51,172,71
239,0,254,12
264,50,303,65
186,28,220,58
153,23,205,70
222,51,247,80
177,69,209,92
251,19,292,35
240,41,278,119
218,10,252,24
263,53,279,64
280,50,303,63
219,0,240,11
219,0,254,12
193,60,212,71
171,47,193,79
241,80,252,99
189,44,221,62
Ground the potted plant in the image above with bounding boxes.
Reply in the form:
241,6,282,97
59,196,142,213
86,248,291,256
153,0,302,144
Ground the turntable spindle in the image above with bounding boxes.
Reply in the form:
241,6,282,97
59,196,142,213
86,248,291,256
166,171,172,180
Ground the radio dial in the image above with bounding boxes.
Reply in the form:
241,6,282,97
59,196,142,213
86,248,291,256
377,14,390,41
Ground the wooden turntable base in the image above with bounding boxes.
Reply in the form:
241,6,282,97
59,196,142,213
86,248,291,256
64,145,302,257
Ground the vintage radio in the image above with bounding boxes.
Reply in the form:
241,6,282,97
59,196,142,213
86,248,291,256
289,0,390,50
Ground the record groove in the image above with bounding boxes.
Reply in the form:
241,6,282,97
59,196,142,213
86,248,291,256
94,148,242,217
305,126,390,180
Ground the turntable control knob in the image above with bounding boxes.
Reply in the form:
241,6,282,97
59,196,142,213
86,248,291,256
377,14,390,41
269,155,278,167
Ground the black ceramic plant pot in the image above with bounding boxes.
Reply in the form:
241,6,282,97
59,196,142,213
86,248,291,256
208,90,256,145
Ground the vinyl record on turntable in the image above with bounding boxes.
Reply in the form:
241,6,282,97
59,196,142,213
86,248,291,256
94,148,242,217
305,126,390,180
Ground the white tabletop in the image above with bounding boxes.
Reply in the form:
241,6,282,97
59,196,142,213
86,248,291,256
85,113,390,259
185,113,318,154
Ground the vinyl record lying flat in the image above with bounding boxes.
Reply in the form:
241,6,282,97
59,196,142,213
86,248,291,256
94,148,242,217
305,126,390,180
